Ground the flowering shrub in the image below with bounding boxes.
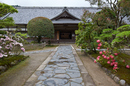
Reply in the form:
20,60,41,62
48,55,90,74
94,40,130,71
0,36,25,58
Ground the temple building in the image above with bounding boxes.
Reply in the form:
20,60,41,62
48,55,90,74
1,7,129,43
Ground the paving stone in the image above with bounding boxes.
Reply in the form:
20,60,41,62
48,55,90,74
56,67,69,70
44,67,54,71
52,65,58,68
70,64,78,67
54,74,70,79
43,80,56,86
43,72,55,78
71,67,79,70
70,77,83,83
64,82,71,86
35,83,43,86
71,82,83,86
54,69,66,73
57,64,70,67
38,76,47,81
46,65,54,68
43,78,68,85
66,69,80,73
67,72,81,78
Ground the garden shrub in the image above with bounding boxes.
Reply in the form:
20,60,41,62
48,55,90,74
27,17,54,43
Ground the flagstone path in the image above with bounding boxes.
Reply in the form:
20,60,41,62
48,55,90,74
24,45,95,86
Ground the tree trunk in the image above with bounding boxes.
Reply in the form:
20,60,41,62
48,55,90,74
37,36,41,43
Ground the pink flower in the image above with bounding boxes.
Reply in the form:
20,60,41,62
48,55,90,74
110,55,114,59
107,61,110,64
102,54,105,57
0,46,2,49
97,57,100,60
114,53,118,56
110,63,114,66
0,53,3,58
126,65,130,69
112,59,116,62
5,46,10,49
19,43,23,47
1,38,4,40
104,56,107,59
5,36,10,40
3,54,8,57
103,50,106,54
10,44,13,48
97,40,100,43
113,66,118,70
114,62,118,65
97,56,100,60
94,60,97,63
99,51,102,54
107,57,110,60
114,64,118,67
97,47,100,50
98,43,102,47
21,48,25,52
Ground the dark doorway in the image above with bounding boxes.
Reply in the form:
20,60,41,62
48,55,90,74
60,32,72,39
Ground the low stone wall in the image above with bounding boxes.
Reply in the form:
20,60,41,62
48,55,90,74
24,43,46,51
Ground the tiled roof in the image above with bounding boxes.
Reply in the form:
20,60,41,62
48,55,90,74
9,7,101,24
9,7,130,24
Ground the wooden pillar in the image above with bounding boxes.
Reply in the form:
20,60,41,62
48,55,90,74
57,31,59,43
57,31,59,40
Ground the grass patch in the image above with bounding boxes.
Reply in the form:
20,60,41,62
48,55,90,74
90,52,130,84
0,57,29,84
0,55,29,75
45,45,58,47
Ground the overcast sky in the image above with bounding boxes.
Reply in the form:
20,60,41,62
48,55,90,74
0,0,95,7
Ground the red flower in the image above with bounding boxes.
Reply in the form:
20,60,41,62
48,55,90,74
114,53,118,56
110,55,114,59
97,47,100,49
96,40,100,43
107,57,110,60
99,51,102,54
126,65,130,69
104,56,107,59
98,43,102,47
107,61,110,64
94,60,97,63
113,66,118,70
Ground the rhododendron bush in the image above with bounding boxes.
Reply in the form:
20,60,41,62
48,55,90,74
94,40,130,71
0,36,25,58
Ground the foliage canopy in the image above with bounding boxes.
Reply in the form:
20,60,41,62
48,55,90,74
0,3,18,28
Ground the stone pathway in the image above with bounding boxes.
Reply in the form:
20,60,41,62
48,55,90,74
35,45,84,86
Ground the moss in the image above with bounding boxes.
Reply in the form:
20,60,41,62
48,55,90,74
90,52,130,84
0,55,29,74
